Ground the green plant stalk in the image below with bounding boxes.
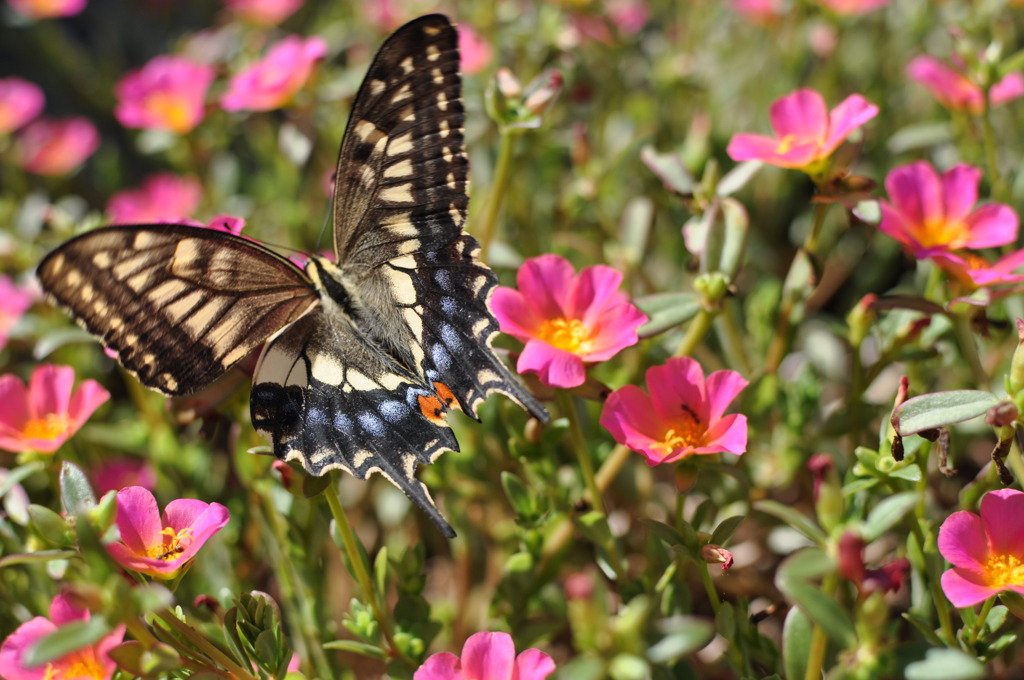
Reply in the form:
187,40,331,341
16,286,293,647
849,336,865,447
478,128,521,259
258,489,332,679
715,301,753,375
556,390,626,580
978,107,1005,203
803,571,839,680
804,202,831,256
967,597,995,647
675,306,717,358
951,311,987,386
323,474,406,662
156,610,259,680
910,459,956,645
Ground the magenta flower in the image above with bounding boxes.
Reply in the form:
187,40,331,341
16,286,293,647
458,25,493,76
107,173,202,224
0,593,124,680
814,0,890,14
0,365,109,454
224,0,304,24
908,55,1024,114
877,162,1018,258
15,117,99,176
414,632,555,680
938,489,1024,607
731,0,786,24
600,357,748,466
92,458,158,496
0,78,44,135
221,36,328,112
106,486,229,579
491,254,647,389
930,250,1024,290
115,56,215,134
7,0,86,18
0,275,36,351
726,88,878,171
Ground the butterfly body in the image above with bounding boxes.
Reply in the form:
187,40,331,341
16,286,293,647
37,15,547,538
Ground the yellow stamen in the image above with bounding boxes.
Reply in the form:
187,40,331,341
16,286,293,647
145,526,194,561
651,408,703,454
146,93,192,134
43,651,106,679
985,553,1024,588
22,414,70,441
914,217,968,249
775,133,802,154
539,318,593,354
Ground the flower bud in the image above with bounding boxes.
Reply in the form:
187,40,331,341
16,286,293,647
700,544,734,571
523,70,563,116
1009,319,1024,395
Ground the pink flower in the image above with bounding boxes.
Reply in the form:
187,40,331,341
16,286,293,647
15,117,99,176
414,632,555,680
0,78,44,134
0,276,36,351
908,55,1024,114
491,254,647,389
814,0,890,14
92,458,158,496
731,0,786,24
6,0,86,18
221,36,328,112
0,365,109,454
726,88,878,171
458,25,493,76
115,56,215,134
877,162,1018,258
599,357,748,466
106,486,229,579
930,250,1024,289
224,0,304,24
608,0,649,36
0,593,124,680
938,489,1024,607
107,173,202,224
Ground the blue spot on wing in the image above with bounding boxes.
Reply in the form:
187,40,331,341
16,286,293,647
358,412,386,437
379,400,411,423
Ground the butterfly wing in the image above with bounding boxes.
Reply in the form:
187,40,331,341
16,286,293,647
251,311,459,537
37,224,318,396
331,13,548,421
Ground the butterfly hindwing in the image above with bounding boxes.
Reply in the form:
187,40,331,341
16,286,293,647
37,224,318,396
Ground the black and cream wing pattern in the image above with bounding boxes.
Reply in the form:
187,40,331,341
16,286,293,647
37,14,548,538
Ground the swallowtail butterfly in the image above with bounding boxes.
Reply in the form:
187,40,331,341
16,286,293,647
37,14,548,538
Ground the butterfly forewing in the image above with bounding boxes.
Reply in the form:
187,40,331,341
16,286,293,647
37,225,318,396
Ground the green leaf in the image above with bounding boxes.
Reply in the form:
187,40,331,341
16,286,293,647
322,639,388,659
59,462,96,517
641,519,687,547
904,649,985,680
374,546,388,597
862,491,918,542
0,550,77,567
782,607,812,680
635,293,700,338
783,582,855,648
710,515,744,546
24,618,112,667
716,161,762,197
647,616,714,663
640,145,696,195
501,471,534,518
753,500,827,545
302,473,331,499
893,390,1000,435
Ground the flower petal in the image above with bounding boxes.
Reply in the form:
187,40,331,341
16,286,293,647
702,369,749,422
0,617,57,680
699,413,747,455
27,364,74,419
937,509,988,569
980,488,1024,559
513,648,556,680
991,72,1024,107
163,499,229,562
726,133,785,163
517,340,586,388
941,567,1001,608
939,165,981,224
0,373,30,432
646,357,706,423
491,287,545,341
962,203,1019,250
414,652,462,680
49,592,88,625
821,94,878,156
885,161,942,228
569,264,624,327
516,254,577,321
769,89,828,143
67,379,110,430
461,632,516,680
600,384,664,449
114,486,165,555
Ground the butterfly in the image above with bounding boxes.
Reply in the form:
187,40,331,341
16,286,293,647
36,14,548,538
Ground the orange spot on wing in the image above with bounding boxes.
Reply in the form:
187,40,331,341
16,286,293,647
418,393,448,424
433,382,461,411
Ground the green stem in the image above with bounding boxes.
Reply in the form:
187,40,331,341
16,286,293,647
675,306,717,358
323,474,407,662
556,390,626,580
258,489,332,679
478,128,521,259
804,202,831,256
978,107,1005,202
803,571,839,680
967,597,995,647
950,311,987,386
715,301,753,375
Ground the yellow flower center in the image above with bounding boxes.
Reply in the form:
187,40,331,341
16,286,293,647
775,133,803,154
146,526,193,561
539,318,592,354
915,217,967,249
985,553,1024,588
43,652,106,679
651,406,704,454
22,414,70,441
146,93,193,134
